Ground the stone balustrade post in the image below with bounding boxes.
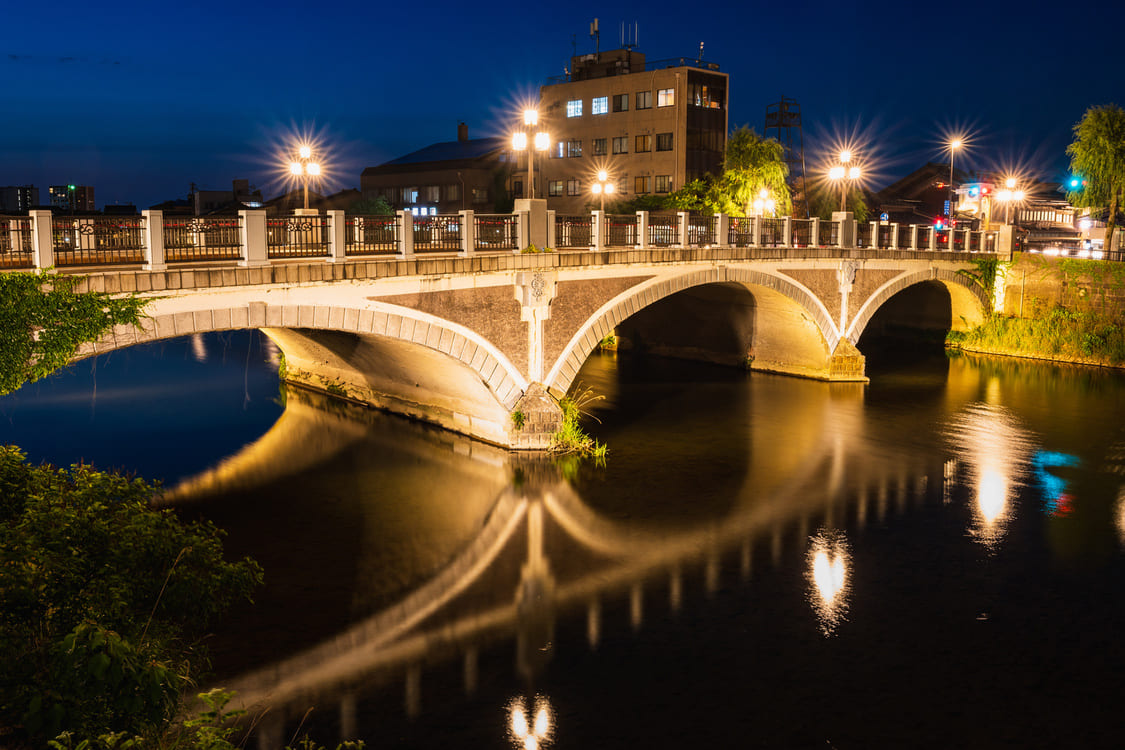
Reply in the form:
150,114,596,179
716,213,730,247
636,211,649,250
832,212,856,249
546,209,556,248
751,215,763,247
398,210,414,258
141,209,166,271
947,226,956,252
592,210,605,251
910,224,920,251
928,225,938,252
29,210,55,270
459,210,475,257
889,222,899,250
513,198,547,250
960,228,971,253
677,211,690,247
811,217,821,247
783,216,793,248
327,210,346,263
514,210,529,254
238,209,268,267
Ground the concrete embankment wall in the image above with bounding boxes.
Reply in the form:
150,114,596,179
1001,253,1125,319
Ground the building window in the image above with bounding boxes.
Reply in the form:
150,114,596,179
655,175,673,193
656,132,673,151
634,176,651,194
472,188,488,203
592,96,608,115
548,181,564,197
513,180,524,199
612,136,628,155
657,88,675,107
424,185,439,202
554,141,565,158
567,179,580,196
613,93,629,112
567,139,583,157
402,187,418,203
635,134,652,153
593,138,607,156
689,83,725,109
567,99,583,117
636,91,652,110
447,184,460,201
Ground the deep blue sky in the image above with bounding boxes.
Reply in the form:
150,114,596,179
3,0,1121,209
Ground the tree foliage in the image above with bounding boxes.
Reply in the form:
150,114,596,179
715,126,792,217
807,179,869,223
0,271,146,396
1067,103,1125,254
345,195,392,216
0,446,263,745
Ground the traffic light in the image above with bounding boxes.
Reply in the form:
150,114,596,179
1068,176,1087,189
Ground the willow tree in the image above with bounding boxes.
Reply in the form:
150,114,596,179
715,126,792,217
1067,104,1125,257
0,270,146,395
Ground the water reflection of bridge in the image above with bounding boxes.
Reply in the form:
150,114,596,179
170,384,956,749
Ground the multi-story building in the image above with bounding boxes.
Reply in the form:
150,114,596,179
48,184,95,212
0,185,40,212
536,49,729,213
360,123,512,216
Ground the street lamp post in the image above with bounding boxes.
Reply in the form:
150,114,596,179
512,109,550,200
591,169,615,212
996,177,1025,225
288,145,321,212
948,139,961,221
828,151,861,212
752,188,776,216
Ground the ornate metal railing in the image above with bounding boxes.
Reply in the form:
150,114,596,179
346,215,398,255
648,214,678,247
413,214,461,252
934,229,950,250
760,217,784,247
728,217,754,247
0,216,34,269
877,223,895,249
555,214,592,248
791,218,813,247
267,215,329,258
164,217,242,262
686,215,715,246
821,221,841,246
897,225,912,249
855,222,874,248
605,214,638,247
475,214,518,250
53,216,145,266
915,226,932,248
980,232,997,253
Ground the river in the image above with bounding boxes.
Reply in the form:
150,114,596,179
2,331,1124,749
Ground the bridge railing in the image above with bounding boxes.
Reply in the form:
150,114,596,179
53,215,146,266
267,215,329,258
821,221,841,247
0,216,34,269
792,218,813,247
164,216,242,262
474,214,517,251
604,214,638,247
556,214,592,248
728,217,754,247
413,214,461,252
687,215,715,246
877,223,895,249
648,213,679,247
346,215,398,256
760,217,784,247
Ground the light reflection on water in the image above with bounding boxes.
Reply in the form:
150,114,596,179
4,338,1125,746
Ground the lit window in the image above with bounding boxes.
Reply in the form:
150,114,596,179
592,96,608,115
655,175,673,193
612,136,628,155
656,133,673,151
657,88,674,107
567,139,583,157
548,181,564,197
636,91,652,109
613,93,629,112
635,134,651,153
634,176,651,194
567,179,580,196
567,99,583,117
554,141,565,158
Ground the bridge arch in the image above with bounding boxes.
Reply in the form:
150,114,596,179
845,267,990,344
82,295,530,446
545,266,840,394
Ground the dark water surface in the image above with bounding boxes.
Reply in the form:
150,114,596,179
3,332,1125,749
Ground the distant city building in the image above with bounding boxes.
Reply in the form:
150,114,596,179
536,48,729,213
192,179,263,215
48,184,95,212
360,123,511,215
0,185,40,213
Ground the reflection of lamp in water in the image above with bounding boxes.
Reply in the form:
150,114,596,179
509,695,552,750
806,530,850,635
977,467,1008,525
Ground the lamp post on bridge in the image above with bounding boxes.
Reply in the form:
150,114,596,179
947,139,962,223
828,151,861,213
591,169,615,212
289,145,321,212
996,177,1025,226
512,109,550,200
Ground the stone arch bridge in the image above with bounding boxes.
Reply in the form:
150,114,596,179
75,246,994,449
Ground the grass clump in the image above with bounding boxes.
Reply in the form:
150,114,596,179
947,304,1125,365
551,386,607,460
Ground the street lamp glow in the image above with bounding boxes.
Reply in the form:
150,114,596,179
533,132,550,151
597,169,608,182
289,143,322,211
512,132,528,150
298,145,311,159
829,166,845,180
951,139,962,150
1006,177,1017,189
848,166,861,180
524,108,539,126
829,152,861,212
840,150,851,163
512,108,548,199
289,162,303,176
306,163,320,176
592,170,614,211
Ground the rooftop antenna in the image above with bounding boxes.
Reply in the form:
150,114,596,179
698,41,704,61
621,22,638,50
590,18,599,57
